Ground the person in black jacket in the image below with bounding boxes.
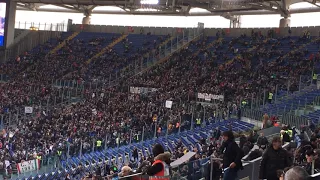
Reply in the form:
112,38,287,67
304,150,320,175
259,136,292,180
257,133,269,150
213,128,221,140
280,130,291,144
221,131,243,180
133,147,139,162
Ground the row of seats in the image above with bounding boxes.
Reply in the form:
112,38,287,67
16,119,253,180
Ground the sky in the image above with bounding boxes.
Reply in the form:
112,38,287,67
14,2,320,29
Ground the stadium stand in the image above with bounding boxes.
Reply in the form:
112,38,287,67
0,26,320,180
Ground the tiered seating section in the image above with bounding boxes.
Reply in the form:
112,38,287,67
32,120,254,179
1,30,320,179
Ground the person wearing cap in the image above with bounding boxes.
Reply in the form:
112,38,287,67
220,131,243,180
259,136,291,180
147,144,171,180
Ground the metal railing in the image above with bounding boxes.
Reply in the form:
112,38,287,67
60,28,203,89
240,74,319,128
15,21,67,32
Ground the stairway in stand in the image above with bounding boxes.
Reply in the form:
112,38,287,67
158,36,175,47
193,37,223,56
132,33,203,76
86,34,128,64
48,31,80,55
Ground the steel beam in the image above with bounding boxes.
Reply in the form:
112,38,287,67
16,6,320,15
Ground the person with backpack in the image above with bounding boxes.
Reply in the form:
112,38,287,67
220,131,244,180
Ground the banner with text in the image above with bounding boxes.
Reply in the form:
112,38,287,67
197,93,224,101
17,159,41,174
24,107,33,114
130,87,158,94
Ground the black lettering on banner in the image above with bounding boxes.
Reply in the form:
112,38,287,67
19,160,35,173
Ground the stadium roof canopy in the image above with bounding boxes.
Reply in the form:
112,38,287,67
12,0,320,17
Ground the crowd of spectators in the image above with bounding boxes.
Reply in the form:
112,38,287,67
76,123,320,180
0,29,319,179
0,32,181,177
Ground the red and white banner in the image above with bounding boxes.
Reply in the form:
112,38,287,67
17,159,41,174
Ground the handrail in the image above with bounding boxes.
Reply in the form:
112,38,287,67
311,172,320,177
119,172,143,179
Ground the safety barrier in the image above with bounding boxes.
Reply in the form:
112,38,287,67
242,108,309,129
119,175,170,179
281,114,309,128
242,109,264,122
116,143,288,180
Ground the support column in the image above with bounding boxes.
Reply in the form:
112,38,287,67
279,17,291,28
230,16,241,28
5,1,16,47
67,19,73,31
82,16,91,25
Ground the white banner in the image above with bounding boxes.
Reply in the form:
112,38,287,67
92,108,97,115
204,95,211,101
170,152,196,168
165,100,173,109
197,93,224,101
130,86,158,94
17,159,40,174
24,107,33,114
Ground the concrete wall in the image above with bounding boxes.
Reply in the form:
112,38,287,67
70,24,320,37
70,24,198,36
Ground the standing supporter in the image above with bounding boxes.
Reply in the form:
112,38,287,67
220,131,243,180
262,113,269,129
259,136,292,180
133,147,139,163
304,150,320,175
247,130,259,144
257,132,269,150
213,128,221,140
268,91,273,104
146,144,171,179
280,130,291,144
